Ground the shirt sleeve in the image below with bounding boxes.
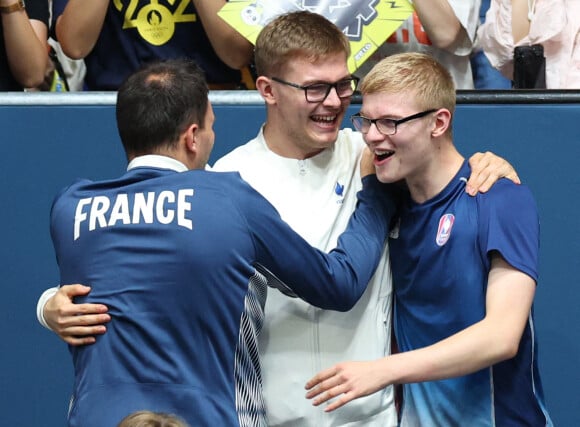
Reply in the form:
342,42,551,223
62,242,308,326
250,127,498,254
448,0,482,54
36,286,59,329
478,180,540,282
234,174,397,311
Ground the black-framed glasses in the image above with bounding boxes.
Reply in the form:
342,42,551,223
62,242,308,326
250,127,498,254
271,76,359,102
350,109,437,135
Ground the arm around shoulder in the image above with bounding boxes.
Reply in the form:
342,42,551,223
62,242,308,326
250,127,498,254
243,175,396,311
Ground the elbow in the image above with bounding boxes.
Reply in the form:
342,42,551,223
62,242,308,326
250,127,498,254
221,54,251,71
15,63,48,88
433,27,470,54
335,300,356,312
332,289,364,312
436,34,465,53
316,291,359,312
18,69,46,88
56,28,92,59
493,337,521,362
60,43,89,60
502,341,520,360
219,44,253,70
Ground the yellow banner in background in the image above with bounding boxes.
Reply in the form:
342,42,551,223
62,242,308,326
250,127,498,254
218,0,414,74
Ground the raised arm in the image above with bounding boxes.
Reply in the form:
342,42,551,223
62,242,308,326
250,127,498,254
54,0,109,59
37,285,110,345
510,0,531,43
305,254,536,411
1,2,48,87
412,0,473,53
192,0,253,69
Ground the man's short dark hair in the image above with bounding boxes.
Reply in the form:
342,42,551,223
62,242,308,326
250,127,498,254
116,59,209,158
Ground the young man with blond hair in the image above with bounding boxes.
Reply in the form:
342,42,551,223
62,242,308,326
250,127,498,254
306,52,553,426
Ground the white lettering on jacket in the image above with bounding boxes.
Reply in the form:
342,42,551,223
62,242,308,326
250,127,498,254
73,189,194,240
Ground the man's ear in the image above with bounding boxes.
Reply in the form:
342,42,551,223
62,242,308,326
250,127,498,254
185,123,199,154
431,108,452,138
256,76,276,105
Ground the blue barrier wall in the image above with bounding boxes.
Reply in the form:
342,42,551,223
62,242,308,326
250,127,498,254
1,92,578,426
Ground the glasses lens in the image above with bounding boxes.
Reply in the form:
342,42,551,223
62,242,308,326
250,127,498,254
336,79,356,97
305,78,357,102
376,119,395,135
305,84,330,102
351,115,367,132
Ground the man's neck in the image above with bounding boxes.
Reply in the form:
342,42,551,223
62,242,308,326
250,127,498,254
407,149,464,204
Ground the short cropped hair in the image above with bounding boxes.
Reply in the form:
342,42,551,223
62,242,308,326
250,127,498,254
254,10,350,77
116,410,189,427
116,59,209,158
360,52,456,114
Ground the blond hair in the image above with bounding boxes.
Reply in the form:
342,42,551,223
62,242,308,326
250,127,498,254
117,411,189,427
360,52,456,114
254,11,350,77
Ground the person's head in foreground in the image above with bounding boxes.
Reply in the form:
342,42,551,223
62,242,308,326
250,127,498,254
116,58,214,170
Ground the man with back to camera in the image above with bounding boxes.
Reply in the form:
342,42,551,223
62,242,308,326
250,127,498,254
48,57,397,426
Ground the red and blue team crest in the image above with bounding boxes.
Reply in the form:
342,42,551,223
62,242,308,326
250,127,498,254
436,213,455,246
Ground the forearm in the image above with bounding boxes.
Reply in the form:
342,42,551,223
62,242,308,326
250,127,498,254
55,0,109,59
412,0,468,52
192,0,252,69
510,0,530,43
382,320,517,385
2,13,47,87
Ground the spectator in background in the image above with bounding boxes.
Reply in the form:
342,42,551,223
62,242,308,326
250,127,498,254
470,0,511,89
0,0,49,90
52,0,253,90
355,0,481,89
478,0,580,88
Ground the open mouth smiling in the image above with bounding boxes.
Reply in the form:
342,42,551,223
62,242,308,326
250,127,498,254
311,114,337,124
375,149,394,161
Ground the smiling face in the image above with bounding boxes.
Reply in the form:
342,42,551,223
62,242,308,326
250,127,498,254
361,91,438,185
262,52,352,159
358,52,461,201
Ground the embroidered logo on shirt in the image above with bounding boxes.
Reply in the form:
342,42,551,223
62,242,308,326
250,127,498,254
334,181,345,204
436,213,455,246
